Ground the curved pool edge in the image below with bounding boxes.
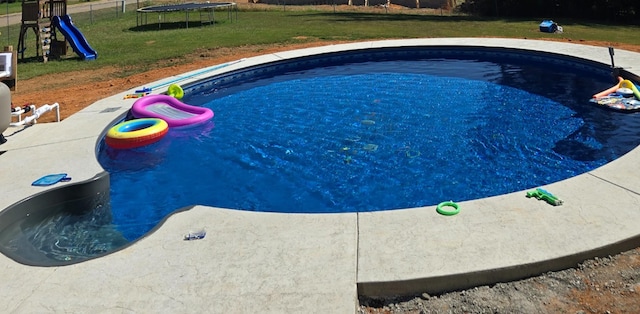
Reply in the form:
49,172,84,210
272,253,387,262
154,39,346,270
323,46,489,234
0,171,201,267
356,163,640,296
358,232,640,297
0,172,112,266
1,38,640,312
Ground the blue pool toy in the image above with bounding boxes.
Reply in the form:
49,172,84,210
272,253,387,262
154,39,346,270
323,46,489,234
32,173,71,186
526,188,563,206
134,87,152,94
539,20,558,33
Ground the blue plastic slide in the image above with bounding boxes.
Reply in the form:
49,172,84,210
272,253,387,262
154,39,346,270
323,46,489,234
51,15,97,60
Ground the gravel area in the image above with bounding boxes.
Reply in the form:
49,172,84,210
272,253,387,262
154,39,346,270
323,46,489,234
359,247,640,313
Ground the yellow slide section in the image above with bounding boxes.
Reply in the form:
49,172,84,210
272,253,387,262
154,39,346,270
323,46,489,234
620,79,640,100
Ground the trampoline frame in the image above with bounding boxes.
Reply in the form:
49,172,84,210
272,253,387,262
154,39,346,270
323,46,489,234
136,2,238,29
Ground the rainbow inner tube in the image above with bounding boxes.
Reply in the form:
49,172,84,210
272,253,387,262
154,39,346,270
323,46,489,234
105,118,169,149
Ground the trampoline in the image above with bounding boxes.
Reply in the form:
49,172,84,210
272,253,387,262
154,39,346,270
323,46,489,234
136,2,237,28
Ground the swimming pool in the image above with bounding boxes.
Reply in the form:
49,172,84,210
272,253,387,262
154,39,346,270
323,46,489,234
96,47,640,241
3,44,640,265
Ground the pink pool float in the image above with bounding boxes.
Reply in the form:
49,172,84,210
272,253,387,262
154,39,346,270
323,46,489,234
131,94,214,127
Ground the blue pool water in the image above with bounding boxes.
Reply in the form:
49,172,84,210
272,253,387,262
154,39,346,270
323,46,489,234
11,48,639,264
96,53,640,242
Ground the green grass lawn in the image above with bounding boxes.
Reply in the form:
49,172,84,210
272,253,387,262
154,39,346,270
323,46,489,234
1,4,639,81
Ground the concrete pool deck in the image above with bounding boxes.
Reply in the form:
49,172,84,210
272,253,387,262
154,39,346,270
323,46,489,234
1,38,640,312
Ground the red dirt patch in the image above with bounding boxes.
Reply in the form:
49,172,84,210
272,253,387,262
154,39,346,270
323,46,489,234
13,38,639,124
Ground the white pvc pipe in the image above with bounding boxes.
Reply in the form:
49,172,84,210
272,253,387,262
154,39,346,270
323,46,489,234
10,103,59,127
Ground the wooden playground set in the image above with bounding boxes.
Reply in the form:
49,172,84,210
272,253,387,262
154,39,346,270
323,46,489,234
18,0,69,63
0,0,72,91
1,0,92,138
17,0,97,63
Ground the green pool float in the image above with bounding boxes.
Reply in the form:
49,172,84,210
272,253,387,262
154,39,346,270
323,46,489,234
168,84,184,99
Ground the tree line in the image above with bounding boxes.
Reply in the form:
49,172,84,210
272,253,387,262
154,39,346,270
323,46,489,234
457,0,638,23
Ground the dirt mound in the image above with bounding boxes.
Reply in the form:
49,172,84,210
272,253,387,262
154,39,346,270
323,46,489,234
359,248,640,313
